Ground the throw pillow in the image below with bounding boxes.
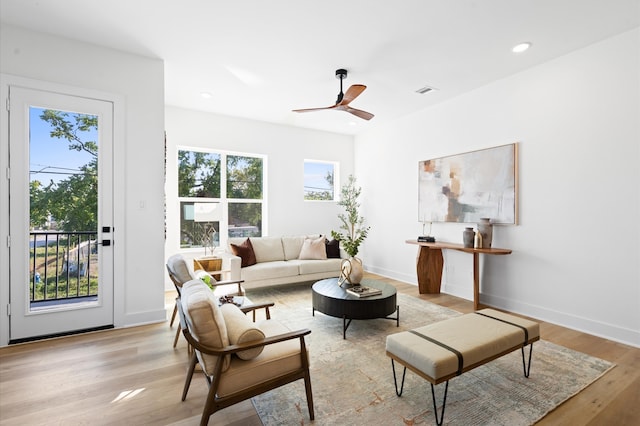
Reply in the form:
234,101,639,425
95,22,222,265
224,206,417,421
230,238,257,267
220,303,266,360
299,236,327,260
325,238,341,258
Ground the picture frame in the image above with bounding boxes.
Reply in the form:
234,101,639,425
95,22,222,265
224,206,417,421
418,143,518,224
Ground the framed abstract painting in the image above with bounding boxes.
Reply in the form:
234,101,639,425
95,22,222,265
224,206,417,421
418,143,518,224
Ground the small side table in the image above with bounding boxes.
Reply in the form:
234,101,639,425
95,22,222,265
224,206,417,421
194,256,223,280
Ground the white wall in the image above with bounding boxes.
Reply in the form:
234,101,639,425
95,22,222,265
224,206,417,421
164,106,354,286
0,26,167,345
355,29,640,347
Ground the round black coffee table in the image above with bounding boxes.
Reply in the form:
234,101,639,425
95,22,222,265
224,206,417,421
312,278,399,339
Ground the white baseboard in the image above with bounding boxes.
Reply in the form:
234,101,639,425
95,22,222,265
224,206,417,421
117,309,167,328
365,267,639,348
482,293,640,348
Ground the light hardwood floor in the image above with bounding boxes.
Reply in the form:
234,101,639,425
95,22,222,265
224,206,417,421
0,273,638,425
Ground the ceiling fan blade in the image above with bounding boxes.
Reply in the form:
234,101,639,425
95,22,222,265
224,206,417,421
345,107,374,121
292,105,336,113
338,84,366,106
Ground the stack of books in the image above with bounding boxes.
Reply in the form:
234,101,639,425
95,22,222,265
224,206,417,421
346,285,382,298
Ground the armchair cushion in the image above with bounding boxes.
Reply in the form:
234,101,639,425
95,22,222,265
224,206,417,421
167,253,193,284
298,236,328,260
181,280,231,373
220,303,265,360
216,320,307,397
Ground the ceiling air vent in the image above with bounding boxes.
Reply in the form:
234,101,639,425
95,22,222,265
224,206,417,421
415,85,437,94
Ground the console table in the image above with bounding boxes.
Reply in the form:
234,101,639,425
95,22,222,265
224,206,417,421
405,240,512,310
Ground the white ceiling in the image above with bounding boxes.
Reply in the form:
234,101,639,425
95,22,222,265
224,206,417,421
2,0,639,135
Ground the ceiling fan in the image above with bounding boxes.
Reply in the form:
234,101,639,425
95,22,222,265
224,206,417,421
292,69,374,120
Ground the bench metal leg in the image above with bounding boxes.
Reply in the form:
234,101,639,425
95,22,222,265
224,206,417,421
430,381,449,426
521,343,534,378
390,359,407,396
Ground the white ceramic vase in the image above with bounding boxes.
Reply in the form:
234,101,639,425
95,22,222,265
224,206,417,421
339,257,363,285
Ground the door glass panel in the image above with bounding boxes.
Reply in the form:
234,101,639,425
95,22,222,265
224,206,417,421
29,107,99,311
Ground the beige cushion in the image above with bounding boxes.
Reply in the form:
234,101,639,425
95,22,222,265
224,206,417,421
295,258,342,275
282,236,305,260
386,308,540,381
216,320,306,397
220,303,265,360
250,237,286,263
298,236,328,260
181,280,230,373
167,254,193,284
240,261,299,281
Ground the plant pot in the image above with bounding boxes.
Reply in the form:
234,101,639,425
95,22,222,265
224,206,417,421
339,257,363,285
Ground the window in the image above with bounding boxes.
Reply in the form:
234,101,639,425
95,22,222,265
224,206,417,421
303,160,337,201
178,149,264,250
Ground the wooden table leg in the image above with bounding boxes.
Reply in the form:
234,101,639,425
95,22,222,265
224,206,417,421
417,246,444,294
473,252,480,310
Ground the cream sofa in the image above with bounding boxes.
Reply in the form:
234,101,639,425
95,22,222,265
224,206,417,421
220,235,345,289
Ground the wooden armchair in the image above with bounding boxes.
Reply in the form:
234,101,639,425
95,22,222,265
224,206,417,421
178,279,314,426
166,254,245,347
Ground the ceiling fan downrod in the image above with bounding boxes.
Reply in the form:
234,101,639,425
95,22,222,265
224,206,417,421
335,69,347,104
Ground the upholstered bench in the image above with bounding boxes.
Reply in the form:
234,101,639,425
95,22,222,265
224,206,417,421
386,308,539,426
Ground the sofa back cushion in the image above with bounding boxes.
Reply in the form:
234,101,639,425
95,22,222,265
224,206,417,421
282,236,305,260
247,237,285,263
181,280,230,374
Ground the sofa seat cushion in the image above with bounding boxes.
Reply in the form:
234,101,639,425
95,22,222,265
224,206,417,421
216,320,305,397
181,280,231,374
240,261,299,282
293,258,343,275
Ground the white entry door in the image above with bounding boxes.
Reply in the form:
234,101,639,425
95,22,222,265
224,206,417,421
8,85,114,343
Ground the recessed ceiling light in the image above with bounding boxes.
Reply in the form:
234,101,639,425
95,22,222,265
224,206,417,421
416,85,438,95
512,42,532,53
200,92,213,99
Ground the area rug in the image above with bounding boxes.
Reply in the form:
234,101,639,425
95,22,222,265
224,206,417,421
248,283,614,425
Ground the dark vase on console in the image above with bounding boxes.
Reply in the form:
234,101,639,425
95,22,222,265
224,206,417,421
463,227,475,248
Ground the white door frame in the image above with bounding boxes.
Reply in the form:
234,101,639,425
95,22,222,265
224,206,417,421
0,74,126,346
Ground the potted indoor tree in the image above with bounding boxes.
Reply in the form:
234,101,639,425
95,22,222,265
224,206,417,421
332,175,370,285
